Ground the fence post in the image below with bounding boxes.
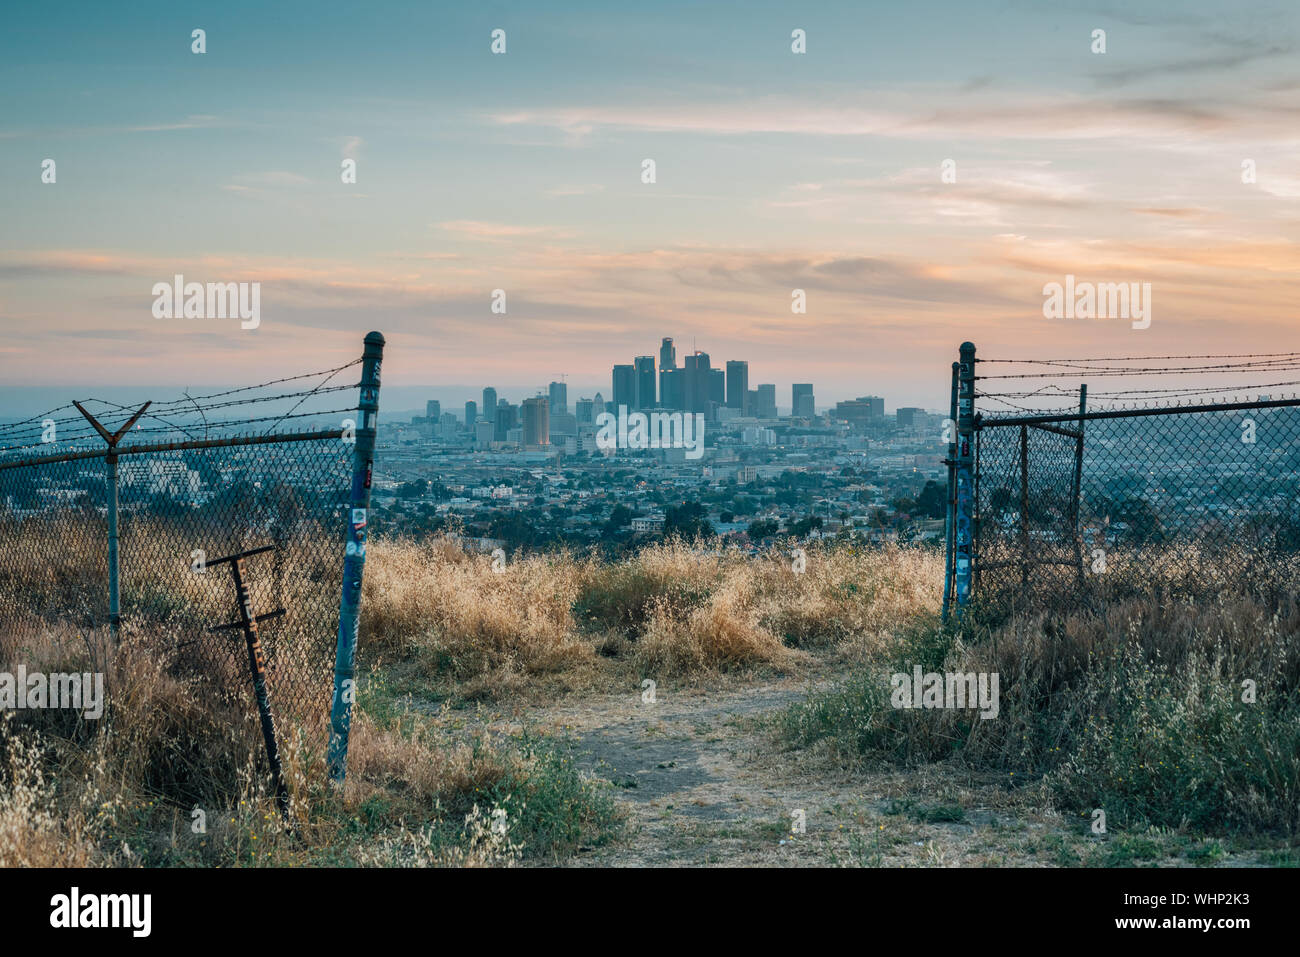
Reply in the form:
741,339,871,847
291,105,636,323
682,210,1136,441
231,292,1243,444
1072,384,1088,586
954,342,976,615
328,331,385,783
106,453,120,641
73,400,150,644
942,361,959,621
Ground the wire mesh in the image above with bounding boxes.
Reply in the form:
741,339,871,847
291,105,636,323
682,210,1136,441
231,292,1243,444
973,401,1300,618
0,365,360,730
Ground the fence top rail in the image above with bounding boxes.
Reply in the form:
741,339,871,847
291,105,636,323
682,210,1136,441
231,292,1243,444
976,395,1300,429
0,427,346,472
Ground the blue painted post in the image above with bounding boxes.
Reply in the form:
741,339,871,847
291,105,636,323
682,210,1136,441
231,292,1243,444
942,361,959,621
954,342,976,615
328,331,385,783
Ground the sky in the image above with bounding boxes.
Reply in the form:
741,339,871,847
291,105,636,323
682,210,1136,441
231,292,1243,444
1,0,1297,415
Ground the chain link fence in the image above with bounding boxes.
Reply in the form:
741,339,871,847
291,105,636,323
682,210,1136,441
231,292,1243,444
0,362,364,729
972,399,1300,618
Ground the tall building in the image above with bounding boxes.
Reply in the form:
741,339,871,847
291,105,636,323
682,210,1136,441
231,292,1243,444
494,402,517,441
482,388,497,420
725,360,749,412
521,396,550,446
792,384,815,418
425,400,441,421
660,367,685,410
612,364,636,410
593,391,606,415
633,356,656,410
548,381,567,415
464,400,478,426
659,337,676,371
757,384,777,418
684,351,711,414
575,397,596,425
708,368,725,408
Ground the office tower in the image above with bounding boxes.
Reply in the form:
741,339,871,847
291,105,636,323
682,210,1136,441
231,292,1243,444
439,412,458,438
747,388,759,416
482,388,497,420
709,368,725,408
684,351,711,414
549,381,567,415
757,384,777,418
725,360,749,412
494,402,518,441
464,400,478,427
522,396,550,446
792,384,815,418
475,420,494,449
634,356,656,410
575,397,595,425
426,400,441,421
660,367,685,410
612,364,636,410
660,337,676,371
593,391,607,415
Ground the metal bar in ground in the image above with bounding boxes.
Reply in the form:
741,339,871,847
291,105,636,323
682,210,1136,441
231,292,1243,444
228,557,290,819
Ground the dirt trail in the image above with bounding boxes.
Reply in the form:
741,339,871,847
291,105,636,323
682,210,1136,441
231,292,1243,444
442,676,1268,867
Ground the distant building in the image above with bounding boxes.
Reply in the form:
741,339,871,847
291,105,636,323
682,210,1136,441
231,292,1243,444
612,364,636,410
549,381,567,415
660,367,685,410
464,400,478,426
474,420,494,449
897,407,925,429
494,402,518,441
575,397,596,425
684,352,711,414
634,356,656,409
426,400,441,421
522,396,550,446
725,360,749,412
756,384,777,418
482,388,497,420
792,384,815,418
659,337,676,371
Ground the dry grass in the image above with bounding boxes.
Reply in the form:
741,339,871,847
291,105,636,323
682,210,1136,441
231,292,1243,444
361,535,944,695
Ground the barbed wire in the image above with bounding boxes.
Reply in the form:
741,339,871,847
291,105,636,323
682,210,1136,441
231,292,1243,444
0,360,362,454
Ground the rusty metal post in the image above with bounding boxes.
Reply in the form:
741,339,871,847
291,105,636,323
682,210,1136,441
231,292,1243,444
208,544,290,819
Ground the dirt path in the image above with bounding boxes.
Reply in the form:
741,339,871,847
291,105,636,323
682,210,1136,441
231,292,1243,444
437,677,1275,867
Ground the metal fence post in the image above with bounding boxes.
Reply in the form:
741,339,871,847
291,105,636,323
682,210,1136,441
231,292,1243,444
106,452,120,640
73,400,150,644
954,342,976,615
942,361,959,621
1071,384,1088,586
328,331,385,783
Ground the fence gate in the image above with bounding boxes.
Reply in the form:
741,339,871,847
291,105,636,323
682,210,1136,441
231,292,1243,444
944,343,1300,619
0,333,384,790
